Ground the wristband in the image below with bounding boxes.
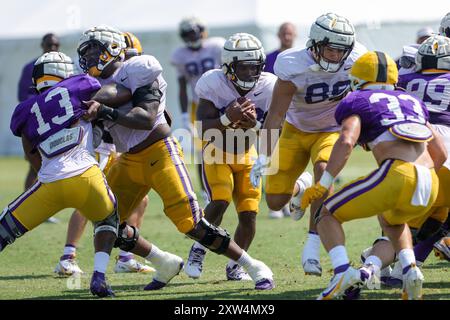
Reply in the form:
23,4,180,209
98,105,119,122
319,170,334,189
220,113,232,127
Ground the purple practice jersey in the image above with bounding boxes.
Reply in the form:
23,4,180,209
10,74,101,149
335,89,429,145
398,72,450,125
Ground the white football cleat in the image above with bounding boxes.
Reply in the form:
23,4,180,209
360,246,392,285
302,258,322,276
54,255,83,276
184,244,207,279
226,263,252,281
318,267,362,300
144,252,184,290
402,263,424,300
268,209,284,219
246,259,275,290
289,172,313,221
114,257,156,273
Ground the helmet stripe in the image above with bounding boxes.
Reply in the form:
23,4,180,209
375,51,388,82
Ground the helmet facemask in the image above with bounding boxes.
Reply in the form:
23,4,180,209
180,27,204,50
78,40,119,77
312,41,353,73
227,60,265,91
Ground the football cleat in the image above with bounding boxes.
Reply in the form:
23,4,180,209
433,237,450,261
114,256,156,273
282,204,291,217
144,252,184,290
317,266,362,300
401,263,424,300
246,259,275,290
342,264,377,300
184,244,207,279
290,172,313,221
360,246,393,285
54,254,84,276
302,258,322,276
226,263,253,281
90,271,115,298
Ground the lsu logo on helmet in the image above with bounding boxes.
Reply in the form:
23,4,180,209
349,51,398,91
32,51,75,92
77,25,126,77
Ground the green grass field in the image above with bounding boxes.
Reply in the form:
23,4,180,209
0,150,448,300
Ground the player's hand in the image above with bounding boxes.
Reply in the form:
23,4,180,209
250,154,269,187
300,183,328,210
82,100,102,121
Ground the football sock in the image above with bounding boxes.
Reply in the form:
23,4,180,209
94,251,110,274
302,231,321,262
329,245,350,274
398,248,416,274
63,244,76,256
146,244,165,264
414,232,443,263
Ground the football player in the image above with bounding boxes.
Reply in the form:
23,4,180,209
183,33,276,281
5,51,133,297
300,51,446,300
54,31,153,277
78,25,274,290
251,13,366,276
170,17,225,203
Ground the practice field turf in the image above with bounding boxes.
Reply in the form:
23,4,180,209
0,150,448,300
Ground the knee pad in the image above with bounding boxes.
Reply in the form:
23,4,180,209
94,208,119,237
197,218,231,255
0,208,27,251
113,222,140,251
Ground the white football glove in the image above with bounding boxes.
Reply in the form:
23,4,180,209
250,154,270,188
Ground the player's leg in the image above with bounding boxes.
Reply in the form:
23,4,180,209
158,136,274,290
114,195,154,273
71,166,119,298
54,210,87,276
106,145,184,290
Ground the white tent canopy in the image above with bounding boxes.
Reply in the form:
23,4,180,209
0,0,445,39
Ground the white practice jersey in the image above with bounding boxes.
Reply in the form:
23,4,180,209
171,37,225,104
274,42,367,132
39,119,97,183
99,55,168,153
195,70,277,122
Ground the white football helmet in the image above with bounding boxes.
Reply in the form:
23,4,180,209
415,35,450,71
222,33,265,91
32,51,74,92
77,25,126,77
439,12,450,38
179,17,206,50
306,13,355,73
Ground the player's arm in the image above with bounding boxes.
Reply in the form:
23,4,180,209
21,135,41,173
260,78,296,157
91,83,132,108
86,80,163,130
426,122,448,170
324,115,361,178
197,98,255,133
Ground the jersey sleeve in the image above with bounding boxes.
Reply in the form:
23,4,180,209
195,70,219,105
125,55,163,93
273,52,297,81
76,74,101,102
10,102,27,137
335,92,359,125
